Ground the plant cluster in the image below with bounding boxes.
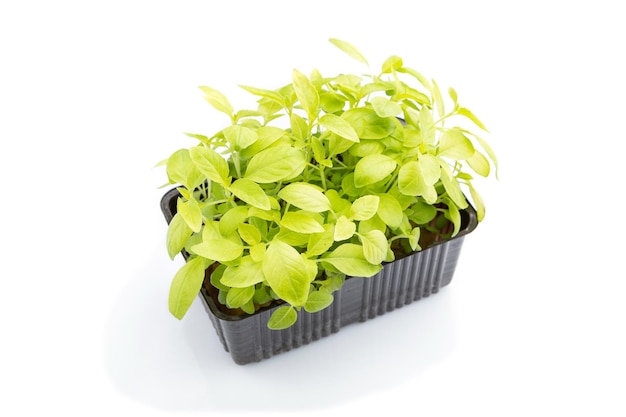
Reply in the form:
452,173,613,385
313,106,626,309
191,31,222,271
161,39,497,329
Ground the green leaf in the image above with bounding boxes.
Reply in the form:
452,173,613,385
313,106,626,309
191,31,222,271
222,125,258,150
238,223,261,245
350,195,380,221
304,290,334,313
322,244,381,277
382,55,403,73
438,129,475,160
470,132,499,178
221,258,265,288
191,237,243,262
167,212,193,259
281,211,325,234
218,205,248,236
229,178,271,210
263,240,317,306
329,38,368,65
165,149,204,190
245,146,306,183
376,193,403,229
432,79,445,118
249,242,266,262
268,306,298,330
199,86,234,118
409,227,421,251
466,150,490,177
359,230,388,265
397,156,440,197
278,183,331,212
348,141,384,157
334,215,356,241
290,113,309,141
440,163,468,209
306,224,335,257
458,107,489,131
168,256,206,319
292,69,319,117
241,126,287,158
468,182,486,221
410,202,438,224
354,154,397,187
226,286,255,309
341,108,396,139
189,146,229,185
446,200,462,236
371,97,402,118
319,114,359,142
419,106,436,144
177,197,202,233
239,84,285,107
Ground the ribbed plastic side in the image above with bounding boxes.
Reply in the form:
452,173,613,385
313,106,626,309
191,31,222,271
161,187,477,365
198,235,467,364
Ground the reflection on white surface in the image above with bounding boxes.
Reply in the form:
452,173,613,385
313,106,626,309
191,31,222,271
104,252,457,412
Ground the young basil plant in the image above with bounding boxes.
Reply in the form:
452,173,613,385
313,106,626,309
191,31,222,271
162,39,497,329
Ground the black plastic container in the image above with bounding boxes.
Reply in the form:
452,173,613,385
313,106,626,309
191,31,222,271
161,188,478,365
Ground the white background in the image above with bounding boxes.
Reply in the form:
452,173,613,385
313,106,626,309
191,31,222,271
1,1,625,416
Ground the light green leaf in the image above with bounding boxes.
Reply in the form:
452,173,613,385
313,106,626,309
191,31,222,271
466,150,490,177
304,291,334,313
222,125,258,150
341,108,396,139
376,194,403,229
329,38,368,65
307,224,335,257
281,211,325,234
249,242,266,262
438,129,475,160
290,113,309,141
229,178,271,210
268,306,298,330
221,258,265,288
470,132,499,178
322,244,381,277
350,195,380,221
239,84,285,106
458,107,489,131
199,86,234,117
354,154,397,188
263,240,317,306
432,79,445,118
292,69,319,117
168,256,206,319
167,212,193,259
409,227,421,251
359,230,388,265
278,183,331,212
319,113,359,142
177,197,202,233
397,67,433,92
419,154,442,185
469,182,486,222
382,55,403,73
440,163,468,209
358,214,387,234
348,141,384,157
371,97,402,118
398,161,422,196
238,223,261,245
245,146,306,183
446,200,462,236
218,205,248,236
334,215,356,241
189,146,229,185
226,286,255,308
241,126,287,157
419,106,436,144
165,149,204,190
191,237,243,262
